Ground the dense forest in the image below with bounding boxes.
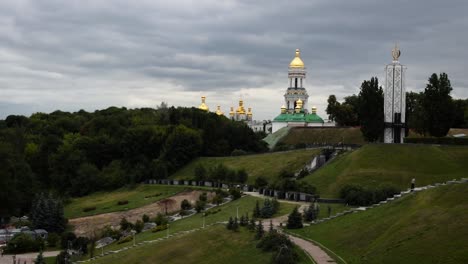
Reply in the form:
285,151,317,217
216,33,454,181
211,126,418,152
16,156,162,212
0,105,268,218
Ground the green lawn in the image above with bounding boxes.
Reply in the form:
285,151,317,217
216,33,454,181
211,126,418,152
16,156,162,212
289,183,468,264
170,149,320,184
88,225,312,264
65,185,201,218
279,127,366,146
302,144,468,197
86,195,296,255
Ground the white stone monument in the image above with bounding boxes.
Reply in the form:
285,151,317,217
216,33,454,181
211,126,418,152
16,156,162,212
384,44,406,143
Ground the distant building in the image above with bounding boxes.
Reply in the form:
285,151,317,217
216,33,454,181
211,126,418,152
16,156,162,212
272,49,330,133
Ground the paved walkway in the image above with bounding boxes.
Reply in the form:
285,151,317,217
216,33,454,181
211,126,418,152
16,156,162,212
0,251,60,264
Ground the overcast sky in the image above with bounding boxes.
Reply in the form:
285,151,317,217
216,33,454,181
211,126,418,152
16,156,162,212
1,0,467,120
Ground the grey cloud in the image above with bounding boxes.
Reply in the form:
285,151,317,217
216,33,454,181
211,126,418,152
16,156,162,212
0,0,467,119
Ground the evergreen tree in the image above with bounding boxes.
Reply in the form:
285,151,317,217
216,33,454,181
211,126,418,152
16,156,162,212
255,220,265,239
286,207,303,229
248,218,256,231
232,217,239,232
30,193,67,233
359,77,384,142
304,204,317,222
260,199,275,218
253,201,261,218
423,73,455,137
226,217,234,230
273,245,297,264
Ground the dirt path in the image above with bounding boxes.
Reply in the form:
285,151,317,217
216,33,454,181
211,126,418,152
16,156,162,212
0,251,60,264
264,206,337,264
69,190,212,237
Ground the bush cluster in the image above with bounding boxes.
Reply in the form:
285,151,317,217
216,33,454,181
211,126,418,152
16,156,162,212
151,225,168,233
404,137,468,145
117,236,133,244
339,184,400,206
4,233,44,254
253,199,280,218
82,206,96,212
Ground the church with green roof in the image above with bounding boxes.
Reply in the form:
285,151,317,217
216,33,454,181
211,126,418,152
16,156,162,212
272,49,327,133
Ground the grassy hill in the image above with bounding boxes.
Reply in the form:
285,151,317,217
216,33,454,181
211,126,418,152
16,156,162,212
88,225,312,264
171,149,320,184
279,127,365,146
302,144,468,197
65,185,199,218
83,195,296,254
289,183,468,264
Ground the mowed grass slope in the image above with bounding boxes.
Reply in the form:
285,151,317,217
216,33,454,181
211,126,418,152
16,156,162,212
280,127,366,146
65,185,194,218
171,149,320,184
89,225,312,264
290,184,468,264
89,195,296,254
302,144,468,197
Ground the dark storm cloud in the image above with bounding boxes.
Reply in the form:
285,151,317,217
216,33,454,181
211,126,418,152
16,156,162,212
0,0,467,119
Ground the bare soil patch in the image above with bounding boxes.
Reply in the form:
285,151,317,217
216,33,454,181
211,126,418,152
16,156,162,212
69,190,213,237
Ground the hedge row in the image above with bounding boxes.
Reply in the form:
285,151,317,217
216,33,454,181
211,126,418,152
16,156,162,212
404,137,468,145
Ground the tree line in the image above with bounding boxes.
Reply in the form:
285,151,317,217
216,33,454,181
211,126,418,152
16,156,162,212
0,105,268,219
326,73,467,141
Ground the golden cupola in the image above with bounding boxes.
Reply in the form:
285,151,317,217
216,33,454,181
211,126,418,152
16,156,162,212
311,106,317,114
247,107,253,117
236,100,246,115
215,105,223,116
281,105,286,114
199,96,209,112
229,107,235,117
295,98,303,113
289,49,305,69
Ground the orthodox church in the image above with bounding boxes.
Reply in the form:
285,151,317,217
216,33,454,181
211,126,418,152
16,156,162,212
272,49,326,133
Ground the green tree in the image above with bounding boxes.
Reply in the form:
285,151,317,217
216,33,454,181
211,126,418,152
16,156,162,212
135,220,144,233
423,73,455,137
181,199,192,210
406,91,426,135
359,77,384,142
253,201,261,218
30,193,67,233
254,176,268,188
326,95,340,121
194,163,207,181
34,249,46,264
286,207,303,229
255,220,265,239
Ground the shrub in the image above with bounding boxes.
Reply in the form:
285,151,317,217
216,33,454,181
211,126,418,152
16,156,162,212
82,206,96,212
181,199,192,210
153,213,168,226
340,183,400,206
195,200,206,213
404,137,468,145
151,225,168,233
257,232,294,252
117,200,129,206
142,214,150,223
231,149,247,156
229,189,242,200
47,233,60,248
135,220,144,233
117,236,132,244
100,225,121,240
5,233,42,254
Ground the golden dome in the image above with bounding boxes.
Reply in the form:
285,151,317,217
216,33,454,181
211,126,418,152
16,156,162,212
236,100,246,115
311,106,317,114
247,107,253,116
289,49,305,68
281,105,286,114
215,105,223,116
229,107,235,116
199,96,209,111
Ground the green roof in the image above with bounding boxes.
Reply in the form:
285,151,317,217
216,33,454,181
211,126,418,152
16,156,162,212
273,112,324,123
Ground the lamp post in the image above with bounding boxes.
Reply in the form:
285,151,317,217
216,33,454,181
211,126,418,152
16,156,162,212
166,224,169,239
202,213,205,228
131,230,136,246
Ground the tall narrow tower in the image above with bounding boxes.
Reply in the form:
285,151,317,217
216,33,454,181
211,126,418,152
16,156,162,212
384,44,406,143
285,49,309,113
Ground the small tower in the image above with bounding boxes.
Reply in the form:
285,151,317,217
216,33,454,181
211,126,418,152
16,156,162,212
199,96,209,112
311,106,317,114
229,107,235,120
247,108,253,121
384,44,406,143
285,49,309,113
